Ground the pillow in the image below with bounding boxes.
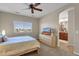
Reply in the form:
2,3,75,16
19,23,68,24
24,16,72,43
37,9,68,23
2,36,8,42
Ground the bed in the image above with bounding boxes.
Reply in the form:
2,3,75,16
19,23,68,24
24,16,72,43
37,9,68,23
0,36,40,56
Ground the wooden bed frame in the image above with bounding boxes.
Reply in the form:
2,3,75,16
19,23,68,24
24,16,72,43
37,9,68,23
11,47,40,56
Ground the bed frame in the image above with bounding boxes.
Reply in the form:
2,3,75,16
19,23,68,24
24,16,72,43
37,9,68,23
10,47,40,56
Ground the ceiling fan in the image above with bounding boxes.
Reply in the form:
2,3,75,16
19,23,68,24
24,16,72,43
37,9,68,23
24,3,42,14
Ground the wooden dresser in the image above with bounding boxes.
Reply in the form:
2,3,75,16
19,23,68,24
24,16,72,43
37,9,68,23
59,32,68,41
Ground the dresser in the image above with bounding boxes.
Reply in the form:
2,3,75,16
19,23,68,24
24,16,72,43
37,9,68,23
59,31,68,41
39,33,57,48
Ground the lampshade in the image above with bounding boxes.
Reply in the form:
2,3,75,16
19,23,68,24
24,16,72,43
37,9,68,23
2,30,6,36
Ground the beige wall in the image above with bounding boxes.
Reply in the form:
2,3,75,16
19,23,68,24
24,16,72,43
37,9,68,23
68,8,75,46
0,12,39,39
73,4,79,55
39,12,59,33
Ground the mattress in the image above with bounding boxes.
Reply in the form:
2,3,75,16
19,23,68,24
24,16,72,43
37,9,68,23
0,36,40,56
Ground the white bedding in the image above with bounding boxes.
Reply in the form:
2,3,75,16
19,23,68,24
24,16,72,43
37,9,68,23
0,36,40,56
0,36,36,45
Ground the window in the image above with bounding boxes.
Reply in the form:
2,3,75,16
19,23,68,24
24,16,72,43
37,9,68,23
14,21,32,32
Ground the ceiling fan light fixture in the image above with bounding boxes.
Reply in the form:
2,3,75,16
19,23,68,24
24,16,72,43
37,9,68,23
23,3,42,14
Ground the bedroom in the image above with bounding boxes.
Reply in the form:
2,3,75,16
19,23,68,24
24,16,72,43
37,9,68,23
0,3,79,56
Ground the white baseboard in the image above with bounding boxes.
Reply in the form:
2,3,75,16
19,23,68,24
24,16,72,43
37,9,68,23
73,51,79,56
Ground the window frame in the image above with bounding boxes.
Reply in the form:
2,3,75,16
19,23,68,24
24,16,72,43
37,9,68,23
13,21,32,33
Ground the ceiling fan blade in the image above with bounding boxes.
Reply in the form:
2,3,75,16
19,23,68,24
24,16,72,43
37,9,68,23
34,3,40,7
31,8,34,13
33,7,42,11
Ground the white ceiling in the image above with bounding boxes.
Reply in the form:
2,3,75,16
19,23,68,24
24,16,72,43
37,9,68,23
0,3,68,18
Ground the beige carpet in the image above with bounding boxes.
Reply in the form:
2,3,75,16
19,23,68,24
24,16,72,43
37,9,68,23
22,42,76,56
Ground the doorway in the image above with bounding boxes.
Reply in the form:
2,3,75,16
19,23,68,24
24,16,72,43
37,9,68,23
58,8,75,53
58,10,69,51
